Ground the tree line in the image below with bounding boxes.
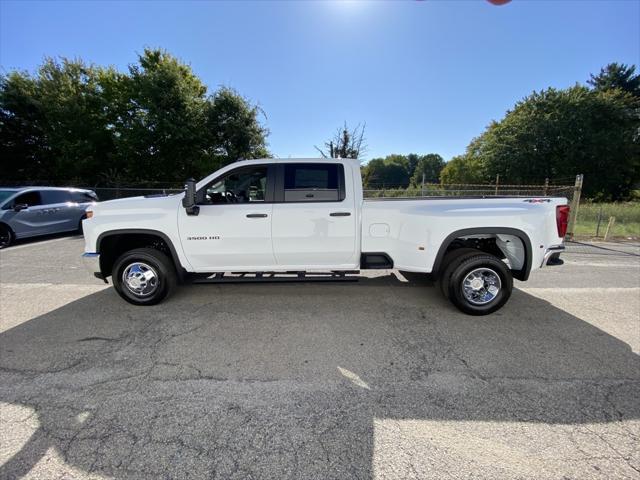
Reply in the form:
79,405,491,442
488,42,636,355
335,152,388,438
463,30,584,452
0,49,269,186
440,63,639,200
325,64,639,199
354,63,638,199
1,52,638,200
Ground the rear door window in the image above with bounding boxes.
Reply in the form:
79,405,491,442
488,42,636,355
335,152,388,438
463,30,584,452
41,190,72,205
70,191,98,203
283,163,344,202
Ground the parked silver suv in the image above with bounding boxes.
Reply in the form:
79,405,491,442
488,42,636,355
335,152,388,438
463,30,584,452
0,187,98,248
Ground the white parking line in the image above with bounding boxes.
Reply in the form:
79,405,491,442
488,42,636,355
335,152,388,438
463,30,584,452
0,236,82,252
519,287,640,293
562,261,640,268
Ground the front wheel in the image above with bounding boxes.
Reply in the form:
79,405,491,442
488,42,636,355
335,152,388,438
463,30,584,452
442,251,513,315
0,224,13,249
112,248,177,305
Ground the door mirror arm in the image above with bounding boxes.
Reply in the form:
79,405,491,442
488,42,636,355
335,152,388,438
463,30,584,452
182,178,200,216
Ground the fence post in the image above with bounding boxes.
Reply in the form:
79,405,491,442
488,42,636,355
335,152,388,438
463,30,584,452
543,178,549,196
603,216,616,241
421,173,425,197
595,205,603,237
567,174,583,240
494,174,500,196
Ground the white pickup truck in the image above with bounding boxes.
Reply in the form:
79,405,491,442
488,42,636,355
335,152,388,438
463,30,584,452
82,158,568,315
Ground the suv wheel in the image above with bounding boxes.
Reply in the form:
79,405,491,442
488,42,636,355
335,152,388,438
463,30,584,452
0,225,13,249
112,248,177,305
442,251,513,315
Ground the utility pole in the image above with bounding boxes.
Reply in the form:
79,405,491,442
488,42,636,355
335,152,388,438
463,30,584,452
421,172,425,197
494,174,500,196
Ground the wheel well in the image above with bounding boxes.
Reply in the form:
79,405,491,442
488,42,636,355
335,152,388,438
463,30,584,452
443,236,506,260
98,232,179,279
433,228,532,281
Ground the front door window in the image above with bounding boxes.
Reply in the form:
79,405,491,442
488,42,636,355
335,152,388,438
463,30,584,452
201,167,268,205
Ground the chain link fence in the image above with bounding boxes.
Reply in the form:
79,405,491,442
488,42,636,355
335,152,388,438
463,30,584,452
363,183,574,199
3,176,638,241
571,202,640,241
565,240,640,256
91,187,183,201
0,180,184,202
2,179,576,201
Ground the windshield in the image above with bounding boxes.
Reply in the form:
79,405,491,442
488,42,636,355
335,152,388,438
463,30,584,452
0,190,16,205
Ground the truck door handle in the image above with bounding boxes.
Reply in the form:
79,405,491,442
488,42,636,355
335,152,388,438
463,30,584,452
246,213,268,218
330,212,351,217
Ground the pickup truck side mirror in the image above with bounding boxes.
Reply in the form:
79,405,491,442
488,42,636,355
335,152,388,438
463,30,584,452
13,203,28,212
182,178,200,216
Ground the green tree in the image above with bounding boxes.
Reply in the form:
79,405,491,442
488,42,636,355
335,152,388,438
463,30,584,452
205,87,270,170
410,154,445,185
362,153,446,188
0,49,269,185
440,154,486,184
588,63,640,97
383,154,410,175
0,58,113,182
447,85,639,199
0,71,46,180
363,155,411,188
406,153,421,179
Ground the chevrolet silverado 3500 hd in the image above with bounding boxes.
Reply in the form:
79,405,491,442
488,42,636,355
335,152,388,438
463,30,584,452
82,158,568,315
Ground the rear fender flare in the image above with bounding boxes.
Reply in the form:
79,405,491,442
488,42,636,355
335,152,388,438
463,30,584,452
431,227,533,281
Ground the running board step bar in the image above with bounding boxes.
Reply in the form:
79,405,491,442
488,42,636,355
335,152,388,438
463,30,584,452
191,271,360,284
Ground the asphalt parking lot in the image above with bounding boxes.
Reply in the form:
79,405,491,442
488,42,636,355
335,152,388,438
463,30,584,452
0,236,639,479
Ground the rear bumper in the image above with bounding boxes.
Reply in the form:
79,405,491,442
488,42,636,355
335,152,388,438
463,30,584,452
82,253,106,282
541,245,565,267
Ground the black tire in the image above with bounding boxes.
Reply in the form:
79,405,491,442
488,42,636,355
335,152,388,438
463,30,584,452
547,252,564,266
0,224,13,249
444,251,513,315
437,248,481,299
112,248,177,306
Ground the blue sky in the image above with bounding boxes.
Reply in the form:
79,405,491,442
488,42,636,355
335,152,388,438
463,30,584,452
1,0,638,161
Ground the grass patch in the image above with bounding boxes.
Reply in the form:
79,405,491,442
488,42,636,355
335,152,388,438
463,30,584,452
574,202,640,239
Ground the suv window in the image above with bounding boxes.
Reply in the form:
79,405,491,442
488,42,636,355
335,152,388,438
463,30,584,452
70,191,98,203
41,190,72,205
12,191,42,208
200,166,268,205
284,163,343,202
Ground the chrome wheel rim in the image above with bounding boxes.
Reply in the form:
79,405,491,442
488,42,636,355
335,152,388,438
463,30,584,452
462,267,501,305
122,262,159,297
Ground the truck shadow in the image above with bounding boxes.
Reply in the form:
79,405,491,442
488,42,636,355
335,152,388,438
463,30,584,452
0,274,638,479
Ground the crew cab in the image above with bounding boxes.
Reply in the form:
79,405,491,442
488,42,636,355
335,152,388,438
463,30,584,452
82,158,568,315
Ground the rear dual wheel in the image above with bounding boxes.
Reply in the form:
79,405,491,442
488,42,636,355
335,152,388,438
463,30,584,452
438,249,513,315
